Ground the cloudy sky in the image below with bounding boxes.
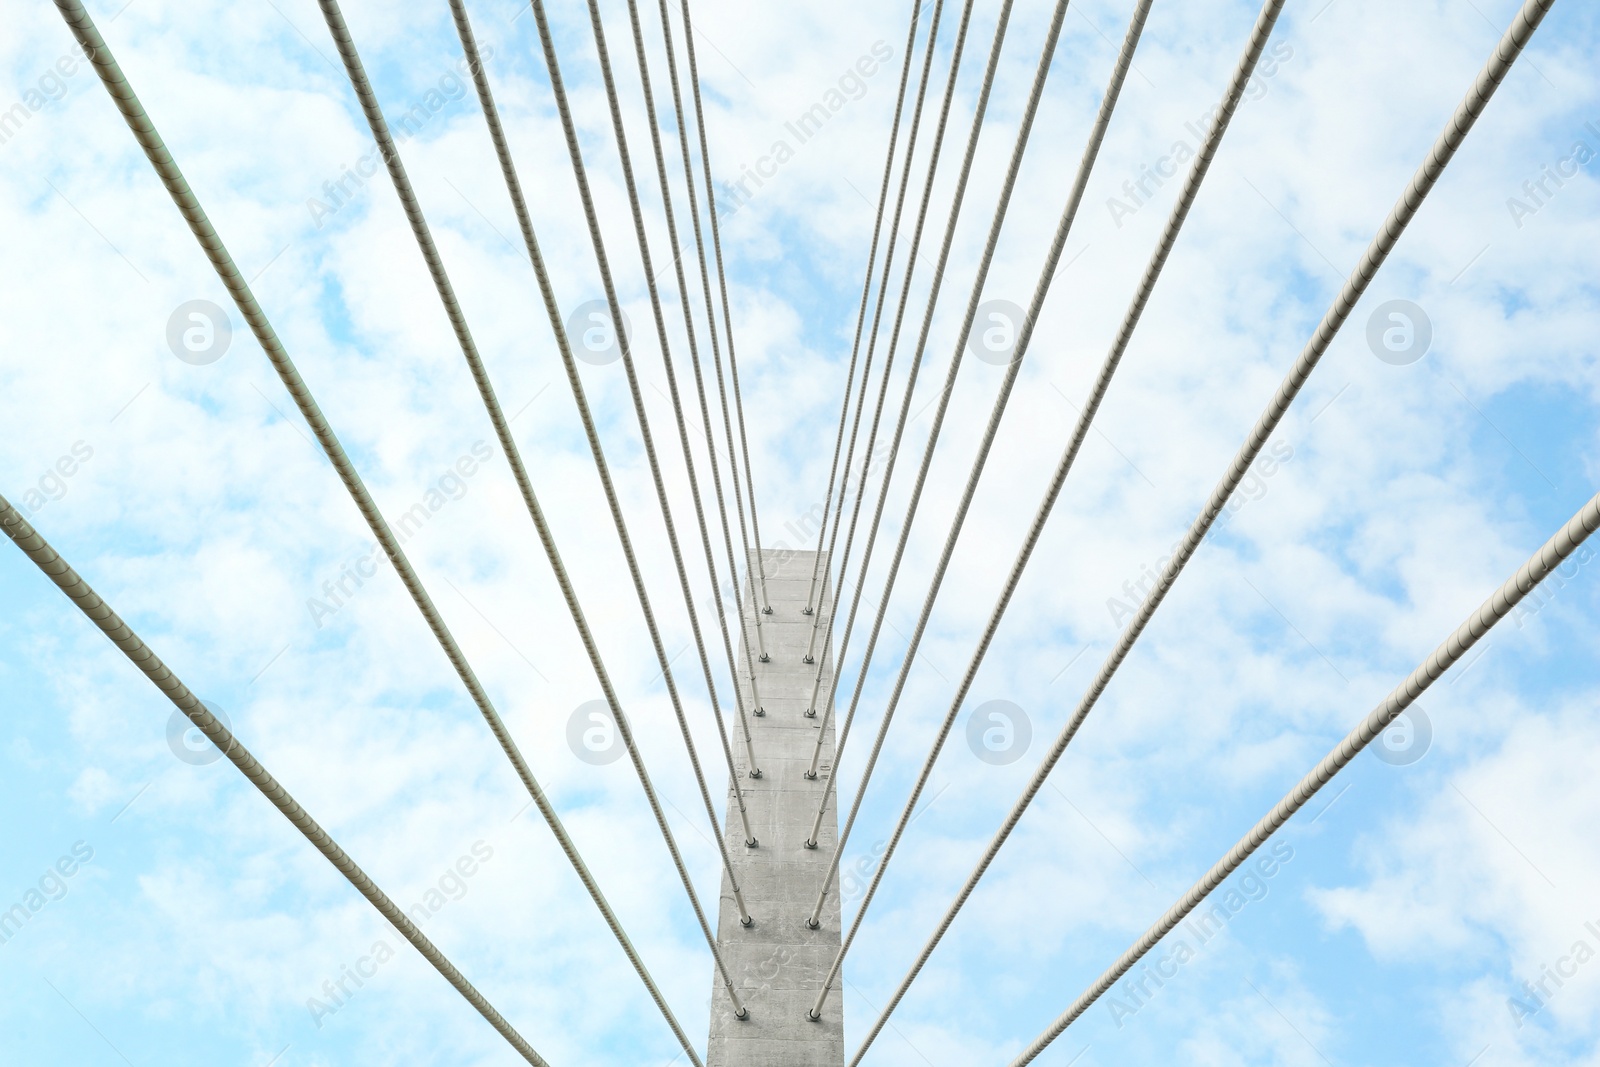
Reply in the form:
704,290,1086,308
2,0,1598,1064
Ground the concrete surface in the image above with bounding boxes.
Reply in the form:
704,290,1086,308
706,548,846,1067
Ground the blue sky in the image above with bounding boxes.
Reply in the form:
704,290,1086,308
3,0,1599,1064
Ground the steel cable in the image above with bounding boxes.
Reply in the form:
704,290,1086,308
799,0,1017,800
799,0,948,680
611,0,763,844
670,2,774,622
318,0,753,1024
712,328,770,664
852,1,1554,1056
824,0,1273,997
804,0,1078,926
824,0,1257,1016
541,0,775,810
1015,486,1595,1063
651,0,773,741
527,0,779,783
801,0,979,785
798,0,926,619
620,0,764,671
48,1,692,1056
554,0,779,732
0,497,551,1067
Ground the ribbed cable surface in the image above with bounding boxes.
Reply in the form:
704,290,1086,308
671,10,770,622
799,0,925,618
321,0,748,1024
540,0,768,854
49,1,693,1058
706,293,767,663
671,14,770,665
860,2,1554,1059
0,496,550,1067
803,0,1016,803
801,0,948,677
560,0,777,733
808,0,1076,935
835,0,1273,982
728,365,770,615
817,0,1157,1022
1015,486,1596,1063
614,0,759,846
652,0,769,752
569,0,763,966
542,0,763,773
804,0,977,780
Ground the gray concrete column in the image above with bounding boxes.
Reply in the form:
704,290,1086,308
707,548,845,1066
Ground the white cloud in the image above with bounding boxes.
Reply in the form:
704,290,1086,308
2,0,1598,1063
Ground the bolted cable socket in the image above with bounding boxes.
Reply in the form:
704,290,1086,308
803,654,814,664
804,917,820,930
749,768,763,779
759,652,770,663
740,914,754,928
803,708,817,718
802,837,817,850
802,606,813,615
744,837,759,848
736,1006,750,1020
762,605,773,614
